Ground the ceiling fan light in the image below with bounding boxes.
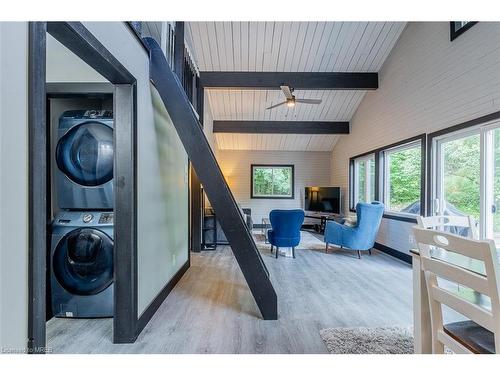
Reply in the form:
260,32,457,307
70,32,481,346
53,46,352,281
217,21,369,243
286,99,295,108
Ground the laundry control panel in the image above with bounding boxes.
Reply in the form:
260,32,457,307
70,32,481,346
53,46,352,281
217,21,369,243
83,109,113,119
98,213,114,224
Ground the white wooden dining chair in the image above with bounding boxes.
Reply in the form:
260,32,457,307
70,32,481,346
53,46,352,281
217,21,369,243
412,226,500,354
416,215,478,239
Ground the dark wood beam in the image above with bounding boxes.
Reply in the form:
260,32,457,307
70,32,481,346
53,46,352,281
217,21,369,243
47,22,135,84
213,121,350,134
28,21,47,354
173,22,185,79
199,71,378,90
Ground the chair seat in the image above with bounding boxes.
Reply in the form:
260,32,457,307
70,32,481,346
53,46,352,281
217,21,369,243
443,320,495,354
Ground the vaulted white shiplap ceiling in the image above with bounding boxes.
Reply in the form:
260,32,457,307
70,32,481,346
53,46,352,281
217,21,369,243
206,90,365,121
215,133,341,152
186,22,405,72
185,22,406,151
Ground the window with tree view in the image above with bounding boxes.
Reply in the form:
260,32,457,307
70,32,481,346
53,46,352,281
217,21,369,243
251,165,294,199
383,141,422,214
354,155,375,205
441,133,480,222
434,123,500,246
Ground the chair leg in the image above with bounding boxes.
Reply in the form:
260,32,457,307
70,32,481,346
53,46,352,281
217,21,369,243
357,250,361,259
292,247,296,259
325,243,329,253
270,245,274,253
276,247,279,258
368,249,372,256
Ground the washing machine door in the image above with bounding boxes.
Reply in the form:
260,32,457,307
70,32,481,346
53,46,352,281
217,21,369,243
56,122,114,187
53,228,114,296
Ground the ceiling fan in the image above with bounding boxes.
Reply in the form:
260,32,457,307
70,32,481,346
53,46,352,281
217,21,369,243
266,85,322,110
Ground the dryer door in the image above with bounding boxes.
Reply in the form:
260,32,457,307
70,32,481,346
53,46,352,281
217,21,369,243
56,122,114,186
53,228,114,296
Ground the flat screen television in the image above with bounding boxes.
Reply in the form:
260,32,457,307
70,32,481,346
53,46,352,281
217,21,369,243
304,187,342,214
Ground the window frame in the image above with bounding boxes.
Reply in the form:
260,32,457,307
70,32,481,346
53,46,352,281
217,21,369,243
250,164,295,199
426,111,500,215
349,134,426,223
352,153,376,207
347,112,500,225
428,113,500,240
450,21,478,41
381,139,425,219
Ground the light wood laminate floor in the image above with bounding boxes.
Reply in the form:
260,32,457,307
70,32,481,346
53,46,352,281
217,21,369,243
46,245,413,353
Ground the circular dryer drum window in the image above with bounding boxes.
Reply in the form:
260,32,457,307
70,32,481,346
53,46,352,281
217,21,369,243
53,228,114,296
56,122,114,186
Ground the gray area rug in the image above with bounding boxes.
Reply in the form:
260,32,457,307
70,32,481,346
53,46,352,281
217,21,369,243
320,327,414,354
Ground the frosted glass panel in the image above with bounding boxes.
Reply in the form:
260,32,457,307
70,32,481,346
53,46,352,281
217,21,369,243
137,84,189,315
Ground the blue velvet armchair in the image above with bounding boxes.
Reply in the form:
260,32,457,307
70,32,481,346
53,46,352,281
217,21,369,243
324,201,384,258
267,209,305,258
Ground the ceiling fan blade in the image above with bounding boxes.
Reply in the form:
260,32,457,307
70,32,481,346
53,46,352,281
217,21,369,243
295,99,322,105
266,101,287,110
280,85,294,99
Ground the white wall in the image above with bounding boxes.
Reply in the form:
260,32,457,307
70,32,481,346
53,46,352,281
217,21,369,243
0,22,29,351
82,22,189,315
46,34,107,83
331,22,500,256
217,150,331,223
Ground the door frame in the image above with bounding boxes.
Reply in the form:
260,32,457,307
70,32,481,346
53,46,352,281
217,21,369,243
28,21,139,352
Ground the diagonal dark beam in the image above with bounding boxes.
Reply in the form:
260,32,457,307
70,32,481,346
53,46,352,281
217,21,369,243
144,37,278,320
199,71,378,90
47,22,135,84
213,121,350,134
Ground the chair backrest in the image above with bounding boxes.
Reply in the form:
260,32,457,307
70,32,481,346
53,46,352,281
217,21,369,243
354,201,385,248
417,215,478,239
412,226,500,353
269,209,305,238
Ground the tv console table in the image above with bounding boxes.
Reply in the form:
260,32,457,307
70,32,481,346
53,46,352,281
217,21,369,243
304,213,345,233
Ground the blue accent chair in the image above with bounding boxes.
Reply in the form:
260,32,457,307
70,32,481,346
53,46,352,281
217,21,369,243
324,201,384,259
268,209,305,258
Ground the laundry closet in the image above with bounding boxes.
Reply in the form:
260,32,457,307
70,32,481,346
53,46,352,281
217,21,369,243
47,90,115,320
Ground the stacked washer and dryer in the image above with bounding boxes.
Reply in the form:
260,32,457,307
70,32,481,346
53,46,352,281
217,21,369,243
51,109,115,318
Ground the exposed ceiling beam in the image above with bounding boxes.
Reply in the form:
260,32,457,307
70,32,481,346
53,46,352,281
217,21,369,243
199,72,378,90
213,121,350,134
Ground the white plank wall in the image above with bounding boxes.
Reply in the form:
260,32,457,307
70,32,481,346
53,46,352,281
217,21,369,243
331,22,500,255
217,150,331,223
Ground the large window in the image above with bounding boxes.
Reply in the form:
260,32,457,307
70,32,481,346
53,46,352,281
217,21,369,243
251,164,294,199
349,135,425,220
383,140,423,215
431,120,500,246
353,154,375,205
